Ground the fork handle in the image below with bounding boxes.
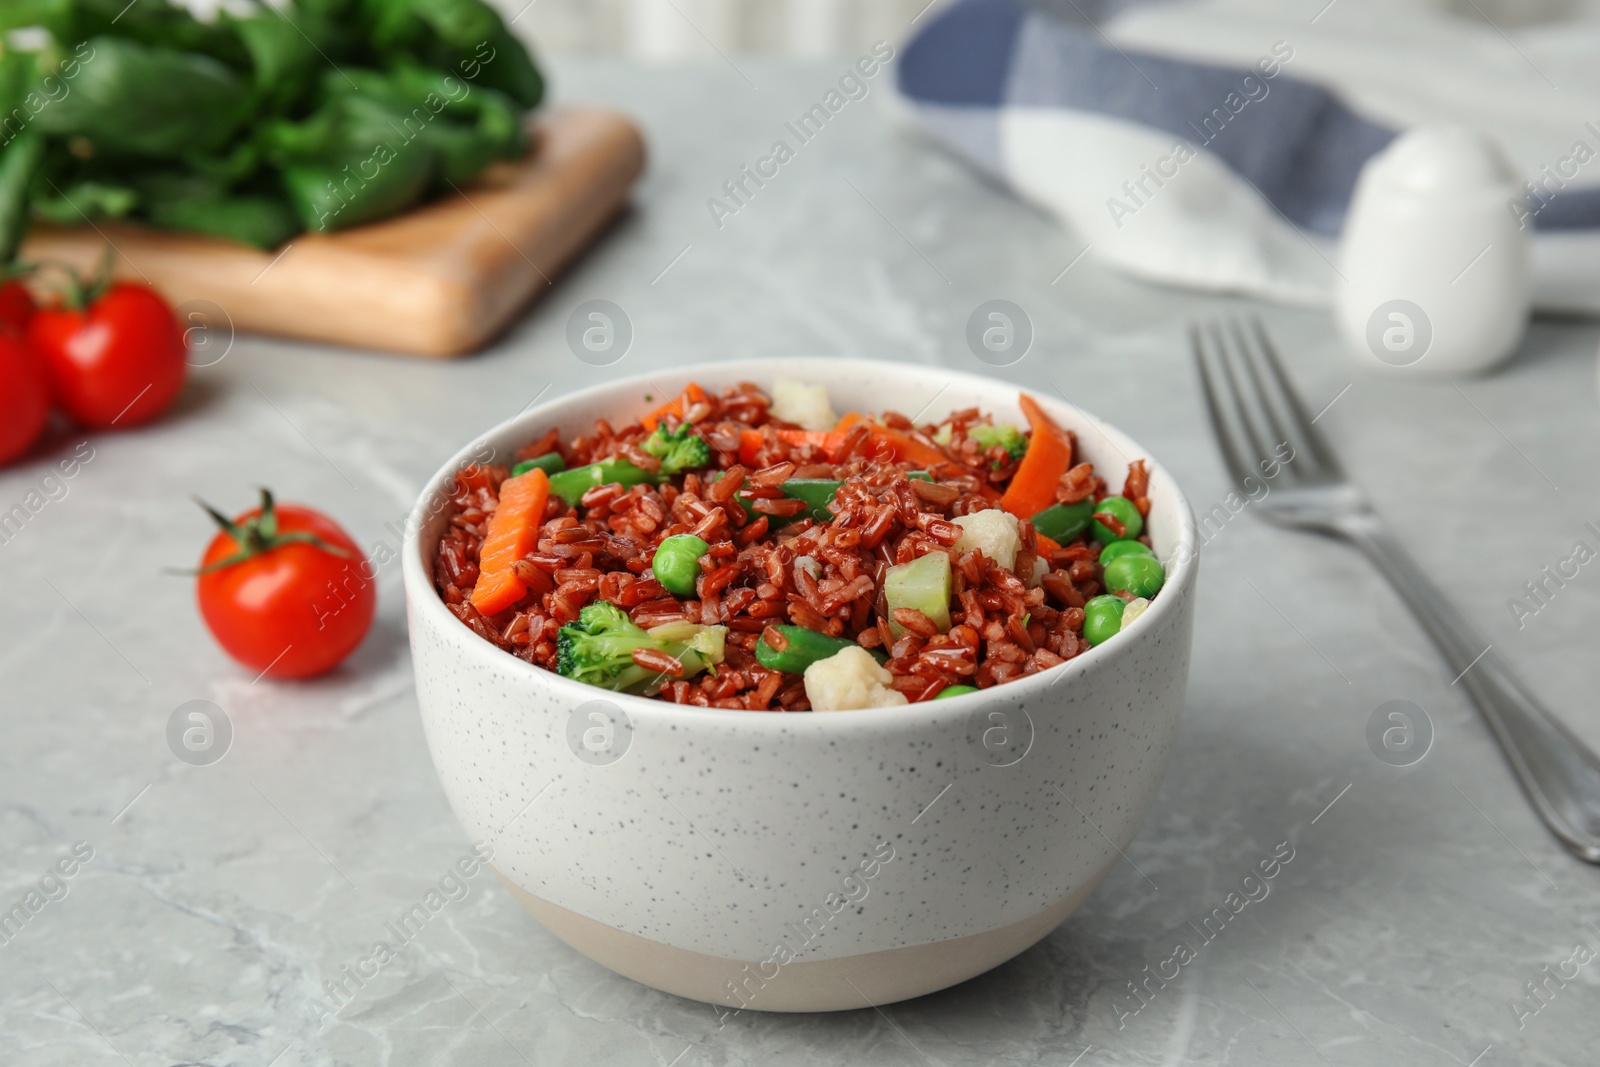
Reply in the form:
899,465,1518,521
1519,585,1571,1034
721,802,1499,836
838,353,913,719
1338,516,1600,861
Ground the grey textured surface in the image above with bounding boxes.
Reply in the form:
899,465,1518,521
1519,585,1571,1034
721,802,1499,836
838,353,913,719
2,59,1598,1067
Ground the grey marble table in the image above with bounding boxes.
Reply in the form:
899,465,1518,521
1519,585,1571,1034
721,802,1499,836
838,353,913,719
3,59,1599,1067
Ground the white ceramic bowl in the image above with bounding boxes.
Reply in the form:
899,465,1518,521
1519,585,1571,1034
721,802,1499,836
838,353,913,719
402,358,1198,1012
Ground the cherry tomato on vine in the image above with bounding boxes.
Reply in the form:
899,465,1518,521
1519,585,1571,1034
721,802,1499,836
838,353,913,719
193,490,376,679
30,282,186,429
0,331,49,464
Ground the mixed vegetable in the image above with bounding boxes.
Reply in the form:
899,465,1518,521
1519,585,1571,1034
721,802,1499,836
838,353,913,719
0,0,543,256
434,379,1168,711
557,603,727,695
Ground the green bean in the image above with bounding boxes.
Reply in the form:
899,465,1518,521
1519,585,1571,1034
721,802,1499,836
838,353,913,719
778,479,841,522
756,625,886,673
512,453,566,477
547,457,655,505
652,534,709,597
778,473,934,523
712,469,941,529
1082,595,1126,646
1032,498,1096,542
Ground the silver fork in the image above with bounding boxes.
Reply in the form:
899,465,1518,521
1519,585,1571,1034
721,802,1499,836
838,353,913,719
1193,317,1600,864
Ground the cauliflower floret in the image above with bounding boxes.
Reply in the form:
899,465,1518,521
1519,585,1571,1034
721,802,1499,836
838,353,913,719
952,509,1021,572
1120,597,1151,631
803,646,909,712
1028,556,1049,588
770,379,837,431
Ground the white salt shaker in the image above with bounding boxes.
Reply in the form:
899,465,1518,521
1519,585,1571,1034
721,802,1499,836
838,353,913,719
1335,124,1530,378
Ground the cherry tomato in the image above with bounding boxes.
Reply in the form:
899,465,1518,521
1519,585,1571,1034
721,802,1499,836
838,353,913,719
0,280,34,334
0,332,49,464
30,282,186,429
195,490,376,679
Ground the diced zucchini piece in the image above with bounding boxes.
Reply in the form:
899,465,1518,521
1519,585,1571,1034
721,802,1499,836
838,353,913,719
884,551,952,636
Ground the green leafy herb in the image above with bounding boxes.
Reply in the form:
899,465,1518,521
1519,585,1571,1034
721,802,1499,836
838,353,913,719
0,0,543,251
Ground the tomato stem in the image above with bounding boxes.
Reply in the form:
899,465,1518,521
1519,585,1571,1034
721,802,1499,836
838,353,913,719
0,259,35,284
181,488,354,576
82,245,116,307
31,246,117,311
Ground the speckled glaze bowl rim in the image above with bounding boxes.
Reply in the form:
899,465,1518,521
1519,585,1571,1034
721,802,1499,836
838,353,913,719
401,357,1198,730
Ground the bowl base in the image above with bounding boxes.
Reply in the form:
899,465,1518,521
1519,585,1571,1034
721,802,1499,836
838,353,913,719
492,859,1116,1012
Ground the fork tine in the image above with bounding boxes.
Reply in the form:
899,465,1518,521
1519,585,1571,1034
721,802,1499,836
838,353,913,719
1247,317,1344,477
1209,321,1276,476
1190,323,1258,492
1227,318,1330,482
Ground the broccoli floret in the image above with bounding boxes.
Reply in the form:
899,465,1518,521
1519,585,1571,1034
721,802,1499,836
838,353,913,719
556,601,727,694
642,421,713,477
970,422,1028,466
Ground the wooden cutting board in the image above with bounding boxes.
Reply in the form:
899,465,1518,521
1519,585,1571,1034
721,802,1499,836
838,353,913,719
20,106,646,357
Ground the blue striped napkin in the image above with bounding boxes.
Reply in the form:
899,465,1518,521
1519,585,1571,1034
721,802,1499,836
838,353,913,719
895,0,1600,313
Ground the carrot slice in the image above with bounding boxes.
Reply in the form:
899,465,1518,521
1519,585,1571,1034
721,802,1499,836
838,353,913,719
777,429,833,451
1035,533,1062,555
873,427,952,470
738,428,765,466
820,412,868,459
1000,392,1073,519
745,415,870,463
470,468,551,616
742,420,858,465
833,412,955,469
751,411,953,468
642,382,709,432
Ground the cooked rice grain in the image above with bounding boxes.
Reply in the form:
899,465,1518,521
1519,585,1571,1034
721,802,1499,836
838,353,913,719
432,382,1154,710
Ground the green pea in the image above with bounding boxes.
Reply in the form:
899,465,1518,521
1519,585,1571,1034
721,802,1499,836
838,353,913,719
933,685,978,699
652,534,709,597
1082,595,1126,646
1098,540,1153,564
1103,554,1164,598
1090,496,1143,544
